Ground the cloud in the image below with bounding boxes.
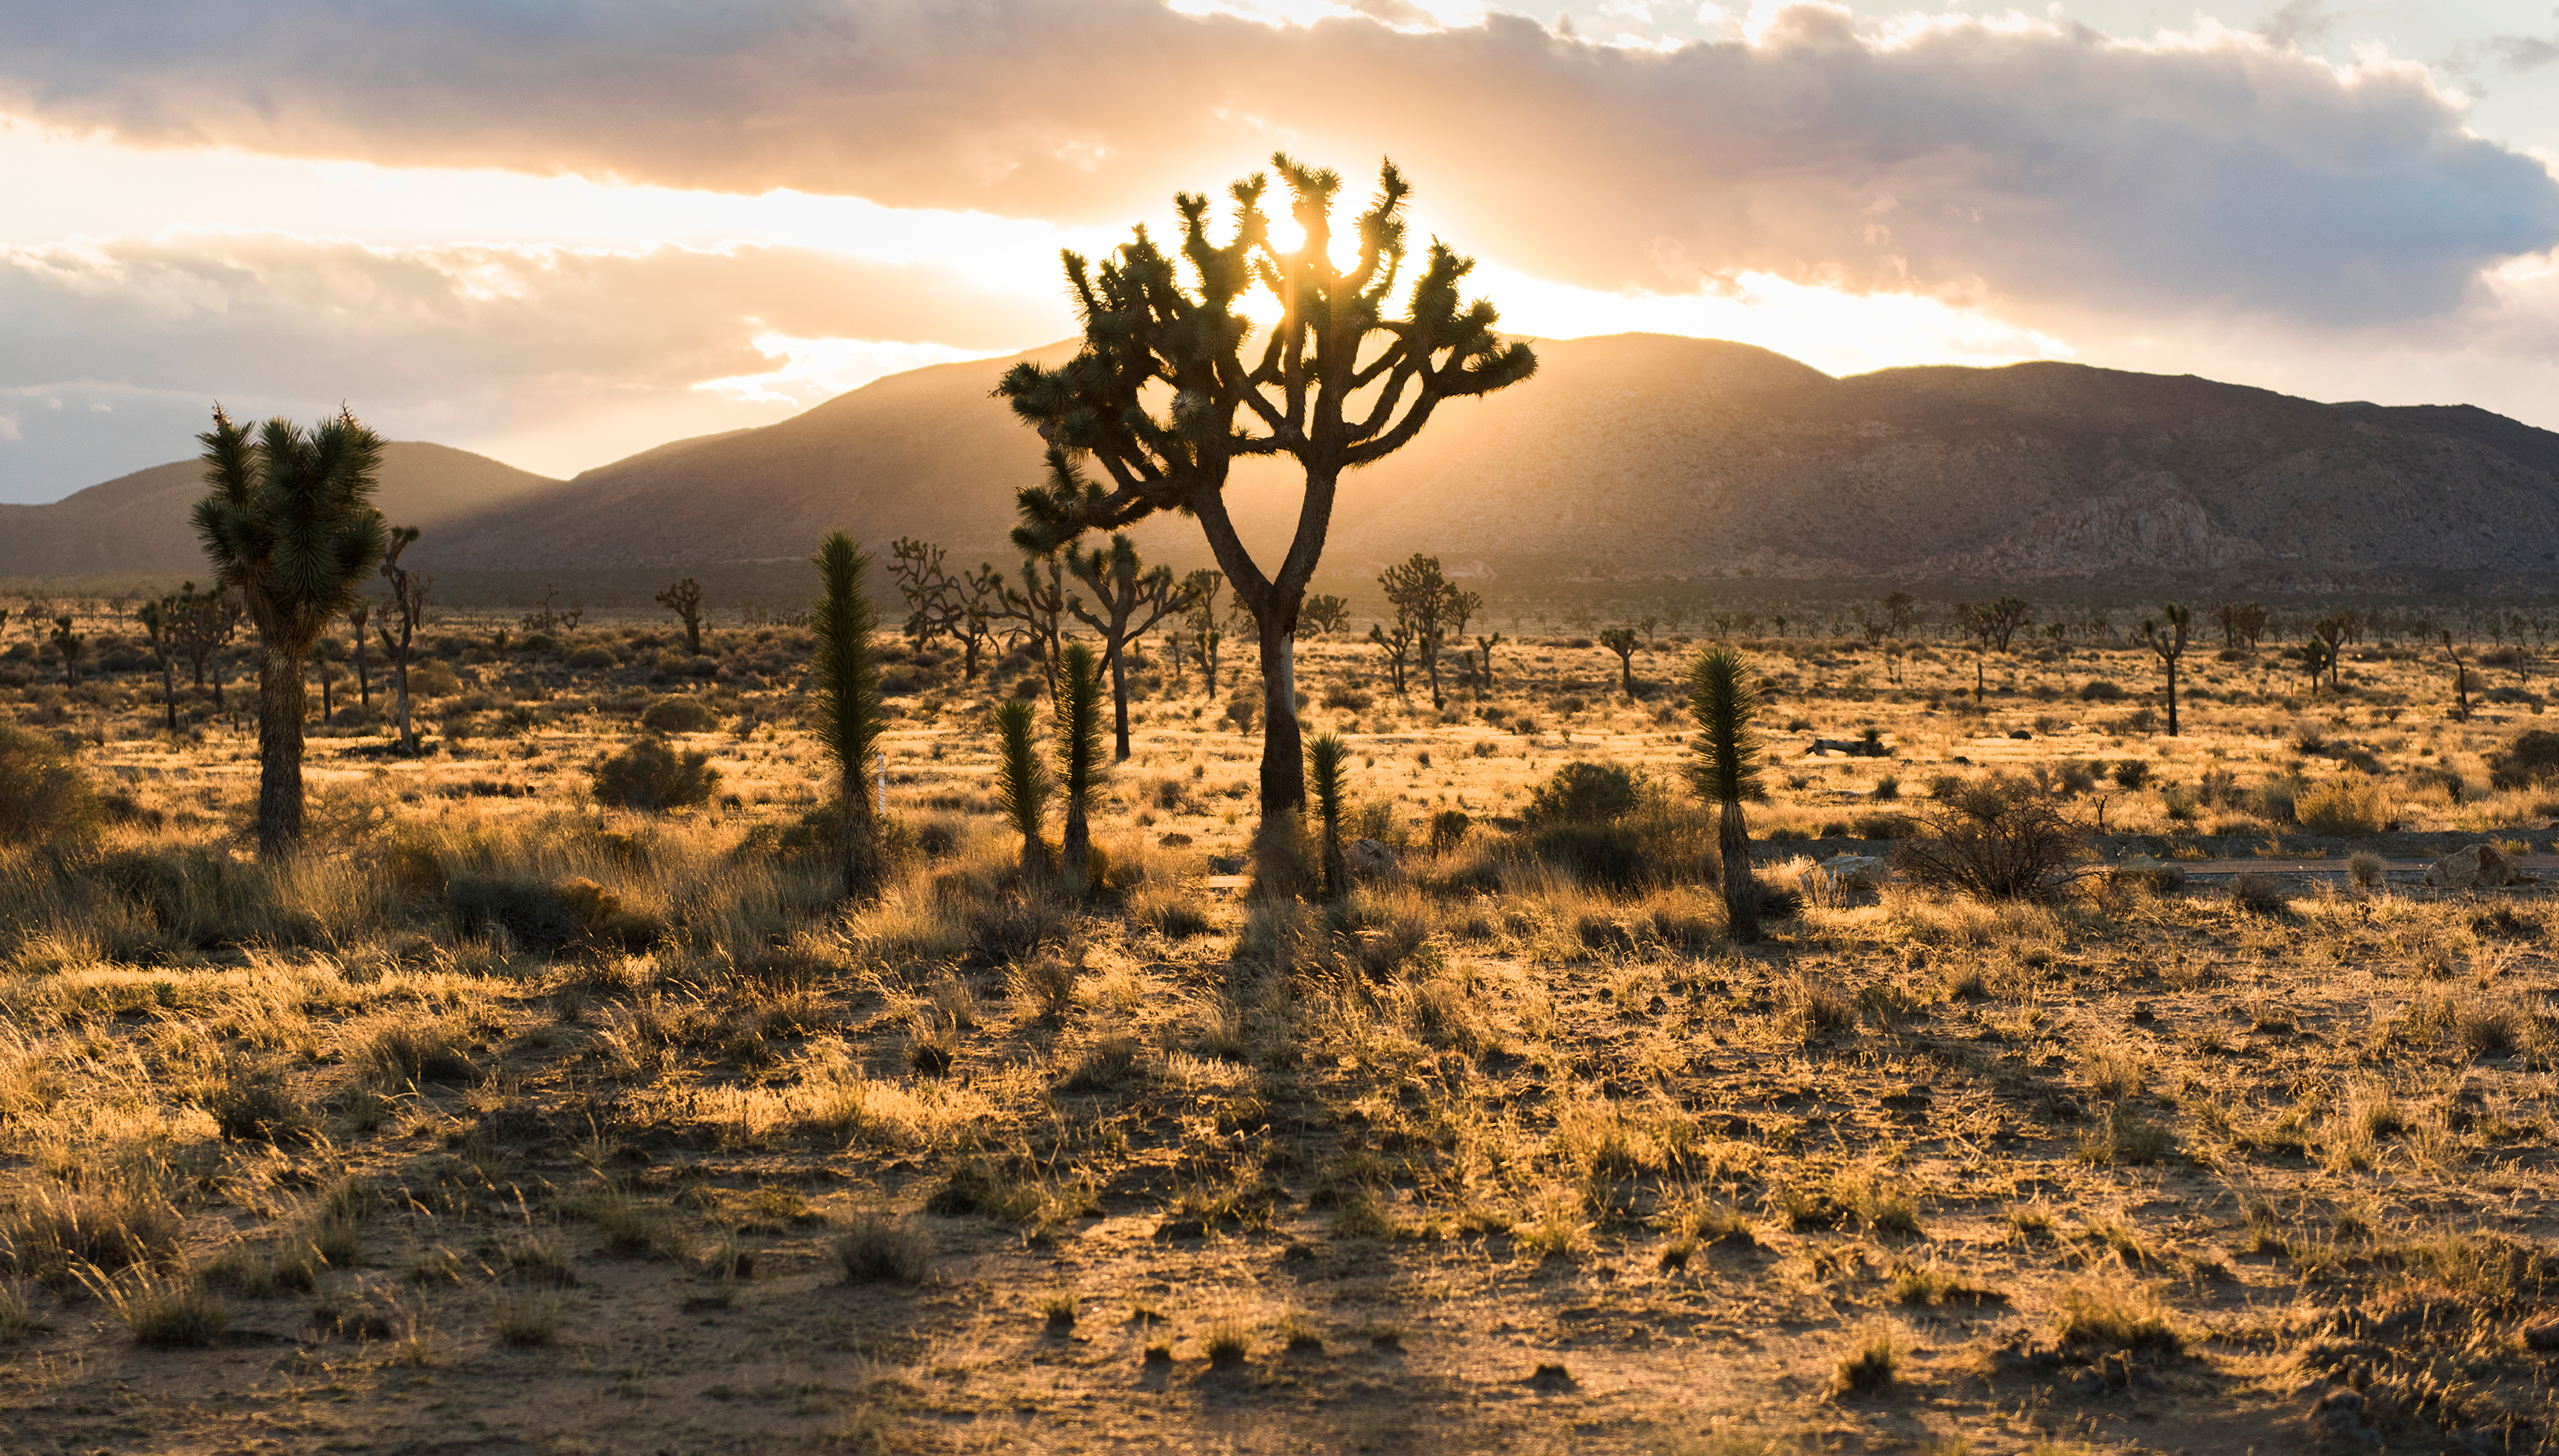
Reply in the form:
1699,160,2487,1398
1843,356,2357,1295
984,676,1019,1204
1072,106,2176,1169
2487,32,2559,71
0,2,2551,332
0,233,1072,496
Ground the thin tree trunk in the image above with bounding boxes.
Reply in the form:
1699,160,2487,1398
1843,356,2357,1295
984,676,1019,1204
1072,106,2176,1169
1719,798,1759,945
160,658,177,733
2165,658,2179,737
841,751,881,896
392,654,415,752
357,635,369,710
256,641,307,851
1107,644,1132,762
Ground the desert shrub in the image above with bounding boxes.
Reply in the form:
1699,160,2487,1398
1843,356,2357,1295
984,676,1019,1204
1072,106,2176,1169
2489,730,2559,792
2347,851,2386,889
199,1059,316,1144
1893,775,2085,902
0,723,96,844
1524,761,1639,826
590,736,720,812
566,645,618,670
1428,809,1471,853
835,1214,931,1284
2295,772,2389,837
638,696,721,734
2079,679,2126,702
2257,778,2299,823
1525,822,1651,893
1322,686,1372,711
407,661,463,698
2109,759,2150,791
2229,873,2290,915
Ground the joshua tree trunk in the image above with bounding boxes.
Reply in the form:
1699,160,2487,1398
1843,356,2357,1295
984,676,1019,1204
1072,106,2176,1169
1106,647,1133,762
256,640,309,850
1256,611,1304,816
1720,799,1759,945
160,655,177,732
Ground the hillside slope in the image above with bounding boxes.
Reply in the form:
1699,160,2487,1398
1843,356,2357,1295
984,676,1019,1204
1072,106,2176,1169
0,442,561,577
33,335,2559,590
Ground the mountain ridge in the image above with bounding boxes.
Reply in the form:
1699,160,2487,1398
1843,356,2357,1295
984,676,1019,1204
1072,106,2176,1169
13,335,2557,592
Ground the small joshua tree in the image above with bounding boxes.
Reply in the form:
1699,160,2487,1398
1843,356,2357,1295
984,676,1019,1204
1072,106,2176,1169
49,615,84,688
1688,646,1764,945
1599,627,1640,697
1034,501,1198,759
137,595,179,732
812,531,887,898
995,699,1053,876
375,529,431,753
1367,619,1415,695
1379,553,1459,709
2443,631,2473,722
1476,631,1504,697
2139,603,2191,738
1308,731,1349,901
1298,595,1351,636
194,405,387,850
656,577,705,657
1055,641,1105,885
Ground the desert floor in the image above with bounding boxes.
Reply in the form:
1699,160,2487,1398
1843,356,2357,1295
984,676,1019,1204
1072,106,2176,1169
4,617,2559,1453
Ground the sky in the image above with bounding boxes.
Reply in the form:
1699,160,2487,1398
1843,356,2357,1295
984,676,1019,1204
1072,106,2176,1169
3,0,2556,503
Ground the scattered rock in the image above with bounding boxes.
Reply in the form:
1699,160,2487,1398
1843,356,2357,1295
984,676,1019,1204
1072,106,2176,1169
1347,838,1396,877
1527,1362,1576,1392
1818,854,1888,892
2524,1318,2559,1351
2426,842,2516,890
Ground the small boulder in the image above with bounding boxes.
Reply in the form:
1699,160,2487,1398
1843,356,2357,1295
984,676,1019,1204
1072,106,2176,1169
2426,843,2515,890
1818,854,1888,893
1347,838,1396,878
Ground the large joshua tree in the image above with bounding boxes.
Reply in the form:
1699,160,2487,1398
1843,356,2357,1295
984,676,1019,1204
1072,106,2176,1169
1000,154,1535,827
812,532,887,897
1688,647,1764,946
194,406,387,850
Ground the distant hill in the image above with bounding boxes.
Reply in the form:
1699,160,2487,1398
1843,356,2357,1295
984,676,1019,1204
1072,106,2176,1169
0,443,560,578
26,336,2559,593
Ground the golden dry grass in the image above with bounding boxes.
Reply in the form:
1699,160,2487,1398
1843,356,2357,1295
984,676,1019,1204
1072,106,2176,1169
3,617,2559,1452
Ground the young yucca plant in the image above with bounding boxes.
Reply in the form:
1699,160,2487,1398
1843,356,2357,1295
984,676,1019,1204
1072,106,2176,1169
812,532,887,897
1688,646,1763,944
1307,732,1349,900
995,699,1053,876
1056,641,1105,885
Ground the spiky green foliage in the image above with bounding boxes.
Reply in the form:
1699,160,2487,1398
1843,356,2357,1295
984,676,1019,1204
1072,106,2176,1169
1055,641,1105,884
1307,732,1349,900
1687,649,1762,805
812,532,887,896
192,405,388,850
1688,647,1764,945
995,700,1052,875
